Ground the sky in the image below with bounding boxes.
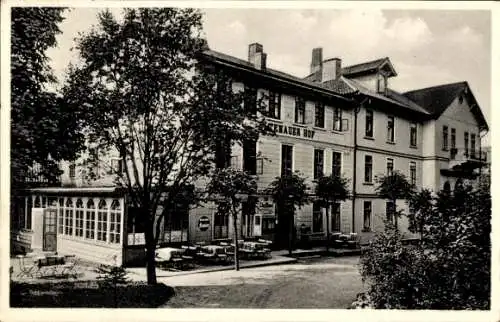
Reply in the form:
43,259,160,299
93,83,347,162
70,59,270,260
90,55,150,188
46,8,492,144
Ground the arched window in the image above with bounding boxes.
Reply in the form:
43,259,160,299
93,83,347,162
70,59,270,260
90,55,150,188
64,198,74,236
75,199,84,237
109,200,122,244
443,181,451,192
85,199,96,240
34,195,41,208
97,199,108,242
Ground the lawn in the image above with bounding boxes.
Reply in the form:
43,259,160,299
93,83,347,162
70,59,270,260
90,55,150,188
10,280,175,308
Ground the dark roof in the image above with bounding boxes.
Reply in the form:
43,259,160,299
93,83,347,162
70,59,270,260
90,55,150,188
201,50,356,98
404,81,488,131
342,57,397,77
343,78,429,115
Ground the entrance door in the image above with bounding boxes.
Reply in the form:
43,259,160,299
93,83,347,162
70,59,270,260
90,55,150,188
43,208,57,252
254,214,262,236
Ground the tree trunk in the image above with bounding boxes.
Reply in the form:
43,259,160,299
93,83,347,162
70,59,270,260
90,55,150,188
145,218,157,285
325,204,330,252
232,212,240,271
145,240,157,285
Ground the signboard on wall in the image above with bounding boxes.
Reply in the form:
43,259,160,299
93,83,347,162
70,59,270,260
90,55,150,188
198,216,210,231
163,230,188,242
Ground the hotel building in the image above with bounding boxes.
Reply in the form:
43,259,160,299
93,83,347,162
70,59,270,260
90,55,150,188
11,43,489,266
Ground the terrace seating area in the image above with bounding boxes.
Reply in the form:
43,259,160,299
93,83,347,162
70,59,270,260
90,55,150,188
154,238,273,271
14,252,80,280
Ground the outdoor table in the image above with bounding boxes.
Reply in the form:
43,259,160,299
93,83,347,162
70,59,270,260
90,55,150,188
156,247,185,261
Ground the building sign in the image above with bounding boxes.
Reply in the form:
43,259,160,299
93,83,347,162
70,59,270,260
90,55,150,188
269,122,315,139
198,216,210,231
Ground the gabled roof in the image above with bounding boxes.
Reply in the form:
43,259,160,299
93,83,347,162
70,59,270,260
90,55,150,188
404,81,489,131
342,57,397,78
200,50,356,99
343,78,430,115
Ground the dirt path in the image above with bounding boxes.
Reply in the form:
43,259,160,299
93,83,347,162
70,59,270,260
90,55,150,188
161,256,365,308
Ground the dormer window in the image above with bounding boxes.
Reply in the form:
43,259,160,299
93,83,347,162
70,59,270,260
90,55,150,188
377,74,387,94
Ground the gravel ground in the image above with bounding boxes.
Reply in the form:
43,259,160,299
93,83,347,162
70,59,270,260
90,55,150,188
161,255,365,308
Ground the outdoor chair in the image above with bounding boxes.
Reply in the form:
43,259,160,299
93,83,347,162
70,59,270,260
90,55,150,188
16,254,36,279
346,233,361,249
60,255,79,278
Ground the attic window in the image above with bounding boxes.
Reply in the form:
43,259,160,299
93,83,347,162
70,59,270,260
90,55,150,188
458,95,464,104
377,74,387,94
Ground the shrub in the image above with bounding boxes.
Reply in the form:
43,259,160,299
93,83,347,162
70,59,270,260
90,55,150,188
360,181,490,309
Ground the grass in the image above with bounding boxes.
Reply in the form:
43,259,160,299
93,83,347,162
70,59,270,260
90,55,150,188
10,280,175,308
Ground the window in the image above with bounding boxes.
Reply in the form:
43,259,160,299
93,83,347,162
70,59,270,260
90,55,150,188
267,91,281,119
451,128,456,149
332,152,342,178
262,217,275,235
386,158,394,175
58,198,63,234
331,202,341,232
69,162,76,179
243,140,257,175
410,123,417,147
386,201,395,223
364,155,373,183
313,149,324,179
471,134,476,158
312,202,323,233
75,199,84,237
97,200,108,242
363,201,372,231
377,74,387,93
85,199,95,240
109,200,121,244
281,144,293,176
215,137,231,169
314,102,325,128
64,198,73,236
111,158,125,174
365,109,373,137
387,116,395,142
442,126,448,150
333,107,342,131
464,132,469,156
295,97,305,124
410,162,416,186
244,86,257,115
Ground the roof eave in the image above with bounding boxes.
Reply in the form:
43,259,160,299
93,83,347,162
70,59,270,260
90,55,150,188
199,51,354,103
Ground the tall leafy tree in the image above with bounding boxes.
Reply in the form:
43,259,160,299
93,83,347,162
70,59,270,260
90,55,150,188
11,7,85,186
62,8,270,284
207,168,257,271
266,172,310,255
314,174,350,251
375,170,414,230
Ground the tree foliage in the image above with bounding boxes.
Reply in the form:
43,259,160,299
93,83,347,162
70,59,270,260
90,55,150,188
314,174,350,248
207,168,257,270
360,180,491,309
266,172,310,253
375,170,414,228
62,8,271,284
11,7,85,186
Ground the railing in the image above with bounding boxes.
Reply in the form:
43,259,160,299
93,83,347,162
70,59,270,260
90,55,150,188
16,163,62,187
449,148,487,170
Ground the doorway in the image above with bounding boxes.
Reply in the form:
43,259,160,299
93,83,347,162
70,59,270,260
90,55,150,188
43,208,57,252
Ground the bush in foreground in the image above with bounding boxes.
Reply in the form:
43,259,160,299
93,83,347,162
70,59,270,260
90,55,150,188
359,180,490,310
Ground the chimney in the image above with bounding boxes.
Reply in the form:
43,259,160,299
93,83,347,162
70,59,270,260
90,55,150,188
322,57,342,82
248,43,267,70
310,47,323,75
